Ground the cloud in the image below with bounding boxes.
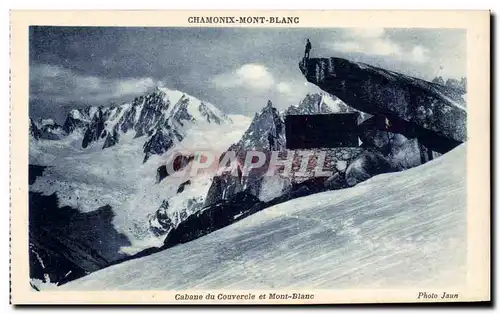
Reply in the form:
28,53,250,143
212,63,307,105
328,28,427,62
371,39,402,56
209,63,315,115
330,41,363,53
410,45,429,63
211,63,299,97
276,82,292,94
30,64,159,104
113,78,157,98
212,63,275,91
348,28,385,39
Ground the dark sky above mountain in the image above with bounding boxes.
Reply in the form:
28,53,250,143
29,26,466,122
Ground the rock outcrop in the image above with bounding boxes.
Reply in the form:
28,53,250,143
148,200,176,236
102,124,121,149
203,100,285,206
30,118,67,141
358,115,443,169
177,180,191,194
156,165,168,184
164,192,262,249
299,57,467,143
345,150,398,187
298,57,467,184
148,196,203,237
29,192,130,286
82,108,107,148
62,109,93,133
155,154,195,183
29,118,41,140
142,128,175,163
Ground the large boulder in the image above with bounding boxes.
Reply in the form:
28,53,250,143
345,150,398,187
299,57,467,144
358,115,439,169
324,171,348,190
258,175,292,202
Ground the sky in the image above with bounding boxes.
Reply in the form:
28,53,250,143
29,27,466,123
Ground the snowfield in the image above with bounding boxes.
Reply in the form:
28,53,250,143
61,144,466,290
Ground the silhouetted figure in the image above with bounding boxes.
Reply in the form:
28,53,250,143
304,39,312,59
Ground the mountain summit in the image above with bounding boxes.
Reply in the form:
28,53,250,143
31,87,232,162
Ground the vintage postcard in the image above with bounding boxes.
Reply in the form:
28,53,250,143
10,10,490,304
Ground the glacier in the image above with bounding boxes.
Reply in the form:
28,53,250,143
61,143,466,290
30,115,251,255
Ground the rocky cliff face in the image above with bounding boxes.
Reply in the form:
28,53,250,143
29,191,130,286
142,128,176,163
299,57,467,143
203,100,285,206
233,100,286,152
82,107,108,148
62,108,95,133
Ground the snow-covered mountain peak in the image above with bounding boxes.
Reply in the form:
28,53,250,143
286,93,347,115
163,89,233,126
68,109,87,121
73,87,232,162
155,86,184,103
285,93,371,123
233,99,285,152
31,86,232,163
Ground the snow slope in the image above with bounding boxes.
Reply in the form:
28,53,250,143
62,144,466,290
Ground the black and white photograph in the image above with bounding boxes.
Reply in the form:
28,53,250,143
9,10,490,304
